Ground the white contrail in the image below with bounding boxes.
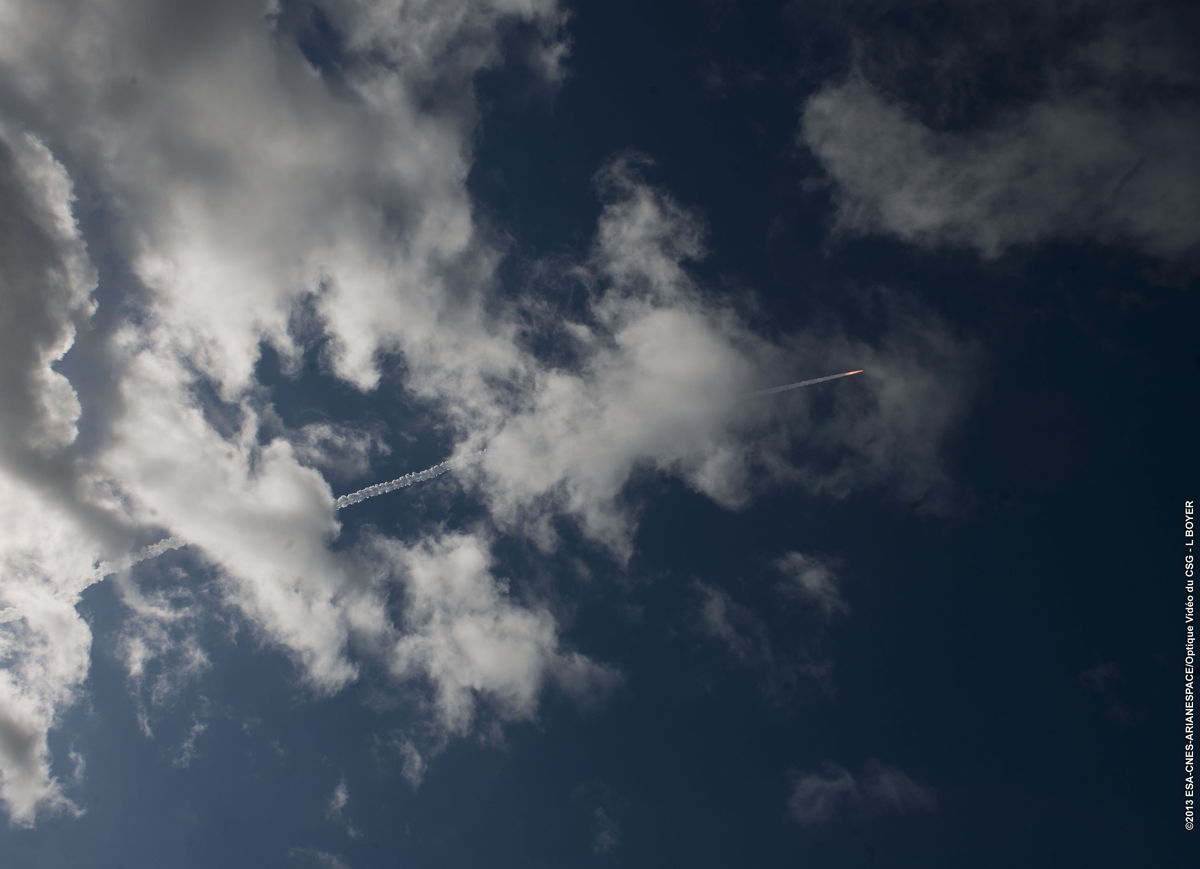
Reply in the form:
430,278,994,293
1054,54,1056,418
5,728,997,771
93,536,187,579
747,369,864,398
335,451,480,509
335,449,485,509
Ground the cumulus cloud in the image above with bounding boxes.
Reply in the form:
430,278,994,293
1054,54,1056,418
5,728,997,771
800,2,1200,260
0,0,575,826
788,759,936,827
375,531,619,735
0,0,976,828
0,0,555,398
0,121,114,826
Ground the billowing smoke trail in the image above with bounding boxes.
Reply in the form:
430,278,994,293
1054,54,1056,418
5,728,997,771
93,536,187,579
747,369,864,398
334,450,485,509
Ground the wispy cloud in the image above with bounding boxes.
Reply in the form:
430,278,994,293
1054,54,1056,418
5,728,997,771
288,846,351,869
774,552,848,619
788,760,936,827
325,778,360,839
592,806,620,854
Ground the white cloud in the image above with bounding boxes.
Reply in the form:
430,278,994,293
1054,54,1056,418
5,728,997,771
376,530,619,735
98,345,361,692
788,759,936,827
774,552,847,618
800,7,1200,260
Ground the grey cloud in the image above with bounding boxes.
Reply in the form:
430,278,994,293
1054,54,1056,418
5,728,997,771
788,759,936,826
0,122,116,826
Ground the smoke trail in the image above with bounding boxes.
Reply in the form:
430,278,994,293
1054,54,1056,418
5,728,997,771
93,536,187,579
334,450,484,509
86,368,854,578
747,369,864,398
88,452,483,579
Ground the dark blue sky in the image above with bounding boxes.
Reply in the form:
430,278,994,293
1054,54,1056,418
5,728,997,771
0,0,1197,867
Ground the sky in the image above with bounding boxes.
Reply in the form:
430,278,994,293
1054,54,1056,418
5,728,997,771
0,0,1197,866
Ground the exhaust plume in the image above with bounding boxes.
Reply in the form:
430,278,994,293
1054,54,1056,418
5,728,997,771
334,450,483,509
91,452,484,578
93,536,187,579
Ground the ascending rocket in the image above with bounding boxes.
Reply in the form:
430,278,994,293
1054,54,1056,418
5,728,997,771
748,369,864,398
